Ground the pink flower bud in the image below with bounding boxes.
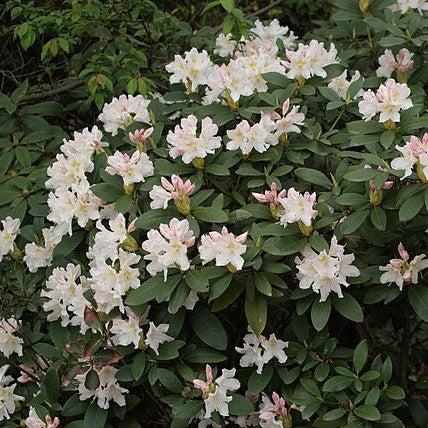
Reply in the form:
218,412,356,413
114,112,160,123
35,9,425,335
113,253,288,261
398,242,409,261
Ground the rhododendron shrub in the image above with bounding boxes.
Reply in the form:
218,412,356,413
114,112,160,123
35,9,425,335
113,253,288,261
0,2,427,427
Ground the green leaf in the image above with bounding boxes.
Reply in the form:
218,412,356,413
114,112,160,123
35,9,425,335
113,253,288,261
228,394,254,416
384,386,405,400
41,368,60,403
15,146,32,167
408,285,428,322
135,208,177,230
131,352,146,380
295,167,332,188
311,298,331,331
277,366,300,385
332,292,363,322
83,403,108,428
340,209,369,235
323,375,354,392
156,368,183,393
84,369,100,390
193,206,228,223
253,272,272,296
370,206,386,231
220,0,235,12
245,293,267,336
172,400,203,419
399,191,425,221
323,408,347,421
247,366,273,393
53,231,85,258
209,275,232,302
354,404,381,421
344,168,379,182
185,270,209,292
379,36,406,47
90,183,123,202
190,305,228,350
353,340,368,375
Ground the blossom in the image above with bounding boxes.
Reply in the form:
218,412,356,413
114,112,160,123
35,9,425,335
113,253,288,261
42,263,91,332
281,40,337,80
193,365,240,418
390,0,428,14
236,329,288,374
60,126,108,158
142,218,195,279
128,127,153,149
214,33,237,57
391,133,428,181
226,116,275,155
358,78,413,123
264,99,305,142
149,175,195,212
251,19,296,49
380,242,428,290
252,182,287,220
0,365,24,421
165,48,213,92
167,115,221,164
145,322,173,355
0,318,23,358
377,48,414,78
294,236,360,302
24,225,67,273
199,226,247,272
76,365,128,409
328,70,363,100
25,407,60,428
279,188,318,229
98,94,151,136
109,308,143,348
0,217,20,261
106,150,154,186
259,392,290,428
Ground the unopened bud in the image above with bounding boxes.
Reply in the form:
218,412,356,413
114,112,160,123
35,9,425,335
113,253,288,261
227,263,238,273
192,157,205,170
416,162,428,184
174,195,191,216
10,244,22,260
269,203,282,221
122,234,139,252
124,183,135,195
369,187,384,206
278,132,288,146
298,220,313,237
359,0,371,13
138,337,147,350
383,120,396,131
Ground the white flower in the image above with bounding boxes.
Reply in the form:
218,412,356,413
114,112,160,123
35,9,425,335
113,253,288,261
295,236,360,302
226,116,275,155
106,150,154,186
376,49,414,79
149,175,195,210
142,218,195,279
0,318,23,358
199,227,247,272
167,115,221,164
25,407,60,428
165,48,213,92
0,217,20,261
214,33,237,57
278,188,318,228
281,40,337,80
61,126,108,158
98,94,151,136
328,70,363,100
259,392,289,428
24,225,67,273
76,365,128,409
358,78,413,123
42,263,91,332
252,19,296,49
391,133,428,180
193,365,240,419
145,322,173,355
109,308,142,348
390,0,428,14
0,366,24,421
205,387,233,418
236,329,288,374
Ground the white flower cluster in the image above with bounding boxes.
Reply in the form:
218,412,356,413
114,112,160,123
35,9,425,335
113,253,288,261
376,48,414,78
0,318,23,358
76,365,128,409
0,365,24,422
0,217,20,262
391,132,428,182
193,365,240,418
235,329,288,374
358,78,413,123
390,0,428,14
380,243,428,290
328,70,363,100
295,236,360,302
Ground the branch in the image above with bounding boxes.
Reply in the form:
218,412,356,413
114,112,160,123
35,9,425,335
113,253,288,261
23,78,85,102
246,0,284,19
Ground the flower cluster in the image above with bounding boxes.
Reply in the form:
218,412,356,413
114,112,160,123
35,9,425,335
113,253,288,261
380,243,428,290
376,48,414,79
358,78,413,123
295,237,360,302
235,329,288,374
0,318,23,358
0,365,23,422
391,132,428,182
193,364,240,418
0,217,20,262
328,70,363,100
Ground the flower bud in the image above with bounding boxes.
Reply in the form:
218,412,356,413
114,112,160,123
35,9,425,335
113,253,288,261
359,0,371,13
369,186,384,206
383,120,396,131
416,162,428,184
192,157,205,170
122,234,139,252
278,132,288,146
174,195,191,216
298,220,313,237
124,183,135,195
